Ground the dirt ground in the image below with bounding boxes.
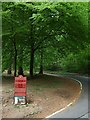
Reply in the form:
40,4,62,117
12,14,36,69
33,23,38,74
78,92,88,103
2,74,81,118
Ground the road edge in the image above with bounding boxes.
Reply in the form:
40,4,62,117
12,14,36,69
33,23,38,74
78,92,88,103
45,77,82,119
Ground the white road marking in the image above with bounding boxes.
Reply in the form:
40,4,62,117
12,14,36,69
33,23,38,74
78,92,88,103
45,78,82,118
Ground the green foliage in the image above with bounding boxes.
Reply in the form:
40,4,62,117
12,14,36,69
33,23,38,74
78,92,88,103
60,46,89,74
2,2,89,75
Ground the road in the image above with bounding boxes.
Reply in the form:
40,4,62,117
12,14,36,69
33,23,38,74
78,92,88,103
45,73,90,120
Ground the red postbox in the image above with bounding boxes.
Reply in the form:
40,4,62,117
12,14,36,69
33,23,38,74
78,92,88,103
14,75,27,104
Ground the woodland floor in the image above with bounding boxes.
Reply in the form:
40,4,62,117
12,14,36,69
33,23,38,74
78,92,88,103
2,74,81,118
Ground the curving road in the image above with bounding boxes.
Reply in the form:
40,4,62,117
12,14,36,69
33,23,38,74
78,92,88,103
45,73,90,120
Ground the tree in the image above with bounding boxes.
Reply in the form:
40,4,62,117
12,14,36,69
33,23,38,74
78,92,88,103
2,2,89,76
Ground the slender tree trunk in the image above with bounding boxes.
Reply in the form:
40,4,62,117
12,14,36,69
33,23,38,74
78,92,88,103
13,37,17,77
39,49,43,74
30,47,34,77
7,50,13,75
10,9,17,77
18,66,24,76
19,48,23,67
29,12,34,77
14,49,17,77
7,67,12,75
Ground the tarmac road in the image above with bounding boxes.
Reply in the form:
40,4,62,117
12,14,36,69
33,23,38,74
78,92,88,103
45,73,90,120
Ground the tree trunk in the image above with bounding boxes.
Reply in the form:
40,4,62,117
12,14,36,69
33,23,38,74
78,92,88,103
11,9,17,77
29,12,34,77
30,48,34,77
7,50,13,75
13,37,17,77
19,48,23,67
39,49,43,74
14,48,17,77
39,64,43,74
7,68,12,75
18,66,24,76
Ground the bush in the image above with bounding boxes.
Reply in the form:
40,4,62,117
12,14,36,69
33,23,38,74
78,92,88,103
60,47,89,74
